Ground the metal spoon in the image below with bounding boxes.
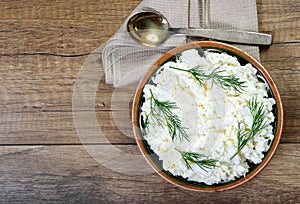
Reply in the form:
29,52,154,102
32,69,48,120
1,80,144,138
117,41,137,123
127,11,272,46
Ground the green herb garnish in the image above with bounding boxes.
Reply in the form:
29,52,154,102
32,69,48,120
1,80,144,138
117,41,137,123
231,97,267,159
170,66,207,86
144,89,189,141
170,66,246,93
176,148,218,172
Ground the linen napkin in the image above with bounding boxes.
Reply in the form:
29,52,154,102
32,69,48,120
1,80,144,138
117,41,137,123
102,0,260,87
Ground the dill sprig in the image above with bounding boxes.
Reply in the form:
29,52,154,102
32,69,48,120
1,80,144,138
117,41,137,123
231,97,267,159
176,148,218,172
208,68,246,93
170,66,207,86
145,89,189,141
169,66,246,93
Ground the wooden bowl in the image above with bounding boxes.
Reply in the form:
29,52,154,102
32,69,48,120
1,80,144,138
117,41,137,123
132,41,283,191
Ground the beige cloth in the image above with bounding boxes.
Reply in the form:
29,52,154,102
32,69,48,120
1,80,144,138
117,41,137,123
102,0,260,87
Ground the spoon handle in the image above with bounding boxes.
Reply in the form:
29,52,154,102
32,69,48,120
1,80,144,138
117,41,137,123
171,28,272,45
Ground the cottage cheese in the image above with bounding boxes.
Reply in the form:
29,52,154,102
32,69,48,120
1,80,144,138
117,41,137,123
140,49,276,185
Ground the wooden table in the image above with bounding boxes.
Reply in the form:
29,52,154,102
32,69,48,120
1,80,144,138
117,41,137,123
0,0,299,203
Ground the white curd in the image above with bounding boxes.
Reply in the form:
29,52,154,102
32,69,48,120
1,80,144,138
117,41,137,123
140,49,275,185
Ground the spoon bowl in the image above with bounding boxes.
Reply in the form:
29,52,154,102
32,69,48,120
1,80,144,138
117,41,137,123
127,11,171,46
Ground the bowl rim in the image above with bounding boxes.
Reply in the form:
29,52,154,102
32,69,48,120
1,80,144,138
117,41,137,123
132,41,283,192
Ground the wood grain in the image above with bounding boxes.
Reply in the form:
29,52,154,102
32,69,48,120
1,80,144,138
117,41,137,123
0,0,140,55
0,144,298,203
0,43,299,144
257,0,300,42
0,0,299,55
0,0,299,202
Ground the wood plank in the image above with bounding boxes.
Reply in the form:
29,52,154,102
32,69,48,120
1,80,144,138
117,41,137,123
0,0,140,55
0,0,140,21
257,0,300,42
0,144,298,203
0,43,299,144
0,54,137,113
0,20,119,55
0,106,298,144
0,111,137,144
0,0,299,55
0,44,299,113
260,43,300,142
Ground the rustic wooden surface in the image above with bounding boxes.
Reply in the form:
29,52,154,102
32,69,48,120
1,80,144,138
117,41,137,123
0,0,299,203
